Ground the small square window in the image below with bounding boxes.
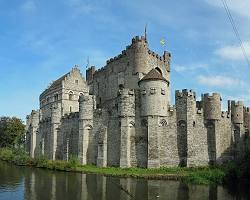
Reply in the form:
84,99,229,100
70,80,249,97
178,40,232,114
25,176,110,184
150,88,156,94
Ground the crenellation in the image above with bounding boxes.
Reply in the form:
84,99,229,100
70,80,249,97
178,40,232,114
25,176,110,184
26,35,250,168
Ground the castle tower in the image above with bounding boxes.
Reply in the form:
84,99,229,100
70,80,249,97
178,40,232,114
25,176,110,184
131,36,148,75
118,88,136,168
175,89,196,167
203,93,221,164
50,103,61,160
230,101,245,159
139,69,169,168
78,94,96,165
26,110,39,158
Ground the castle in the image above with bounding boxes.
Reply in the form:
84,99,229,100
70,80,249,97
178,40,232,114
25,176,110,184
26,35,250,168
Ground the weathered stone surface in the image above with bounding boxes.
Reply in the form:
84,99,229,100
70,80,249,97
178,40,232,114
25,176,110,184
26,36,250,168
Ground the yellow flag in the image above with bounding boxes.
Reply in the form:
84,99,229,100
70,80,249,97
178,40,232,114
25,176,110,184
160,38,166,46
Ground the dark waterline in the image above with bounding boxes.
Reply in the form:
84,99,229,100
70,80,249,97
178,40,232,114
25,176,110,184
0,161,249,200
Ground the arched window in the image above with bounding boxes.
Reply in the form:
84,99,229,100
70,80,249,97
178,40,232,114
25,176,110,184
159,119,168,127
69,91,73,100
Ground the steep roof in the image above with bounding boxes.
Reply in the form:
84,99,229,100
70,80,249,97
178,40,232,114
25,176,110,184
139,68,168,83
49,73,69,89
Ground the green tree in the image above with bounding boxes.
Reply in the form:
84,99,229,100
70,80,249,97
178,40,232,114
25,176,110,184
0,117,25,148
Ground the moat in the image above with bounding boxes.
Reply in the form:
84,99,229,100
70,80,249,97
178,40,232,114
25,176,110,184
0,161,249,200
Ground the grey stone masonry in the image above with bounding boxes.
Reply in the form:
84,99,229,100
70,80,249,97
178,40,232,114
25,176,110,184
26,35,250,168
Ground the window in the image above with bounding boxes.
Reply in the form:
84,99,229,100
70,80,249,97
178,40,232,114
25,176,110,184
75,80,79,85
54,94,58,101
69,106,72,112
46,97,50,103
69,91,73,100
150,88,156,94
161,89,166,95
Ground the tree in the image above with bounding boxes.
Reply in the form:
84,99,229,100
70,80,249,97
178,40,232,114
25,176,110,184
0,117,25,148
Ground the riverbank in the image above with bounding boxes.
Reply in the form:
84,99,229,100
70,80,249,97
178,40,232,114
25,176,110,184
0,148,241,185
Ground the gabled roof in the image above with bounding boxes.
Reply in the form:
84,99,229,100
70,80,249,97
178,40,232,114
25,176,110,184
49,73,69,89
139,68,168,83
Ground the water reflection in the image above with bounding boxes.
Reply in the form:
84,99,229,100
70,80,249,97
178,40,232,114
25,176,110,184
0,161,249,200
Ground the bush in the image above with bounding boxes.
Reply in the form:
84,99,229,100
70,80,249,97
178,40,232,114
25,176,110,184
0,148,14,161
68,155,80,169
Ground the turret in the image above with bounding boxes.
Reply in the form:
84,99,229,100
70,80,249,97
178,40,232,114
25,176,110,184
78,93,96,165
244,107,250,128
231,101,244,124
50,103,61,160
79,94,95,120
118,88,135,168
131,36,148,74
86,66,96,85
139,68,169,117
175,89,196,167
118,89,135,117
203,93,221,120
26,110,39,158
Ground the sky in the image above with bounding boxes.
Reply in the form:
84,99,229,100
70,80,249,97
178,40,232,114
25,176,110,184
0,0,250,121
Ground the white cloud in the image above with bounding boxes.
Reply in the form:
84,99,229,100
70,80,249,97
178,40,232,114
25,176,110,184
204,0,250,19
21,1,37,13
197,75,245,88
215,42,250,60
174,63,208,72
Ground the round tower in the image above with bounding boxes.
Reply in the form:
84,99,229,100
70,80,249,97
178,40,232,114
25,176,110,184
139,68,169,116
203,93,221,120
131,36,148,74
231,101,244,124
79,94,94,120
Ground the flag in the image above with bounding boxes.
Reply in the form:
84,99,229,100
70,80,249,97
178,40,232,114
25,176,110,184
160,38,166,46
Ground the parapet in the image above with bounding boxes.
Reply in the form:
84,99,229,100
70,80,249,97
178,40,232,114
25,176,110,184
175,89,196,98
203,93,221,120
131,36,147,44
231,100,244,124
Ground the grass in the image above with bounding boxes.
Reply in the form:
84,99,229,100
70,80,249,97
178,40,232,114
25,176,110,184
0,148,233,185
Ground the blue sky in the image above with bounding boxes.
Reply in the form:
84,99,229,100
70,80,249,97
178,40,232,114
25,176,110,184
1,0,250,121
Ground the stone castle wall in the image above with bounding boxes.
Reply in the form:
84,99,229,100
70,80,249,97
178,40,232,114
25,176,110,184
26,35,250,168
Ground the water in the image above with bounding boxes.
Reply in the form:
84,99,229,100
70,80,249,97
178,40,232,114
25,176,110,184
0,161,249,200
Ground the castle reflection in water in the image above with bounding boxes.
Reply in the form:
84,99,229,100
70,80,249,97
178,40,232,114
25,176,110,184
23,169,243,200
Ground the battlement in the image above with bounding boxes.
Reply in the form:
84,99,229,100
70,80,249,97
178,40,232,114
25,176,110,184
131,35,147,43
244,106,250,113
231,100,244,107
175,89,196,98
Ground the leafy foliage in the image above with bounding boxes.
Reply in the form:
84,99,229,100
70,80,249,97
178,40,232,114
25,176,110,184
0,117,25,148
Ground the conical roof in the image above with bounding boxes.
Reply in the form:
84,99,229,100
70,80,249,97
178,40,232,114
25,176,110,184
139,68,168,83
